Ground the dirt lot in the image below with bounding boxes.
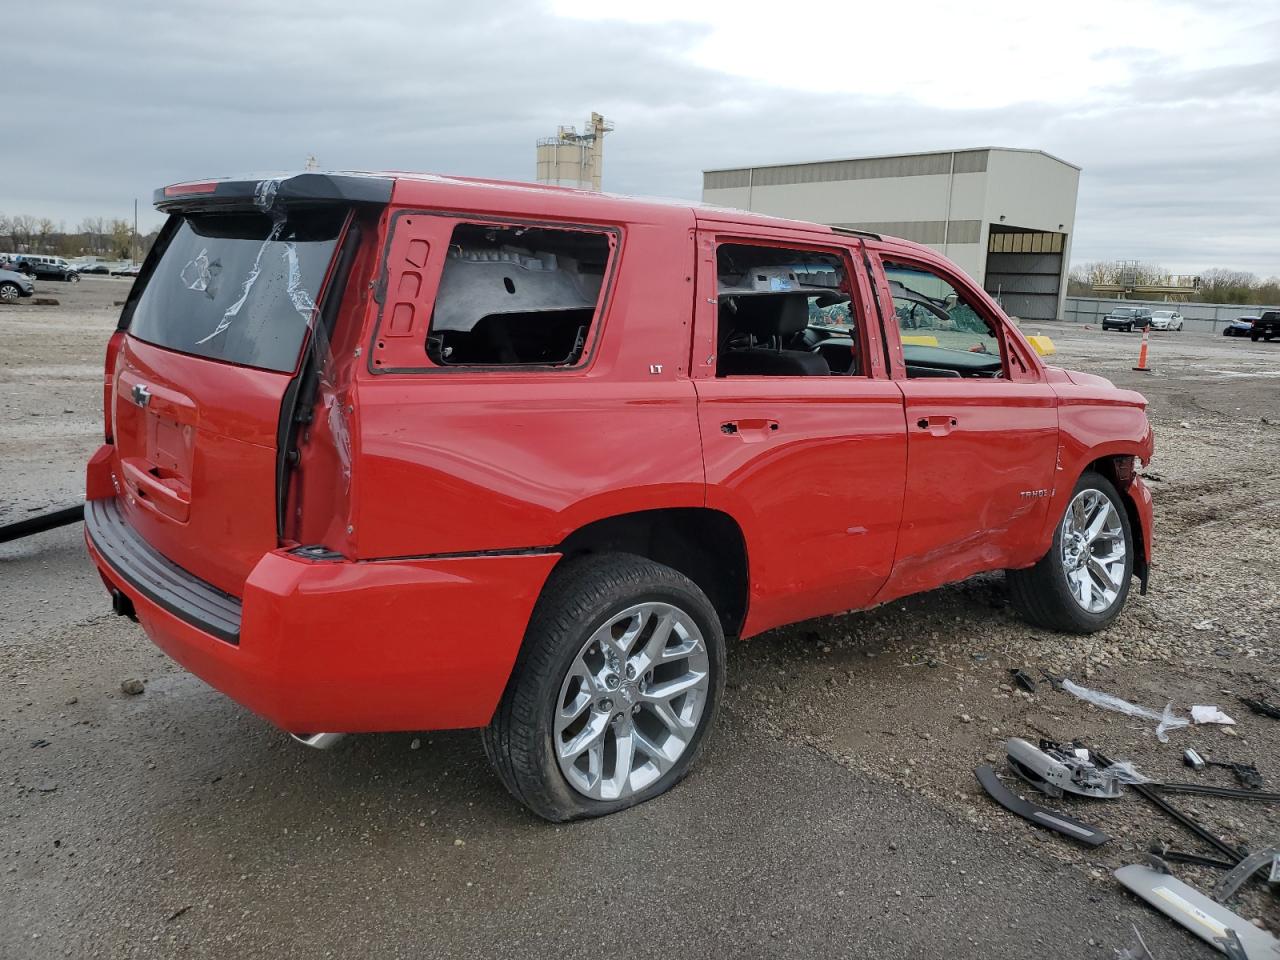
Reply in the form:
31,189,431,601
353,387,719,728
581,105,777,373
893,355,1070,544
2,280,1278,958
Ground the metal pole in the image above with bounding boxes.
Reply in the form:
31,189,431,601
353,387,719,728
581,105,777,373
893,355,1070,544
132,198,138,264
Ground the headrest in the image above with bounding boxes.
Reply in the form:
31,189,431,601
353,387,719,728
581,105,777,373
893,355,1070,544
725,294,809,337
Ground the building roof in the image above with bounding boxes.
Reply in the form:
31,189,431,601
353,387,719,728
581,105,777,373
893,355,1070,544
703,146,1081,177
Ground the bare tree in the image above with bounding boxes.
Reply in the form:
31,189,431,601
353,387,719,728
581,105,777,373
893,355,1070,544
79,217,108,255
109,219,133,259
9,214,36,252
35,218,57,253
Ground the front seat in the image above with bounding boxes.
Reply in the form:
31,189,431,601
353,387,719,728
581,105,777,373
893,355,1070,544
718,295,830,376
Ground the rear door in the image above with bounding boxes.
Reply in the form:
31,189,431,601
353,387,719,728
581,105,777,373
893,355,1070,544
691,227,907,636
109,203,351,597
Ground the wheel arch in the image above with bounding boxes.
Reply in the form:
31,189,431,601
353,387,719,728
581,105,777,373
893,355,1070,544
554,508,749,638
1075,452,1151,592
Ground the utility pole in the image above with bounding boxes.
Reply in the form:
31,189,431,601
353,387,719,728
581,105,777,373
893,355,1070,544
132,199,138,264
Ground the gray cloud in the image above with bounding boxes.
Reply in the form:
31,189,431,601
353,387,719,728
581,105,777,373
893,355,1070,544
6,0,1277,275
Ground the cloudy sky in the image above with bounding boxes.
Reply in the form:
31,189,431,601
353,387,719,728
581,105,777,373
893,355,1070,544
9,0,1279,275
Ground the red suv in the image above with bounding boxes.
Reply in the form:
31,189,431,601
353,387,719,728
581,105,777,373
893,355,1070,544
85,173,1154,820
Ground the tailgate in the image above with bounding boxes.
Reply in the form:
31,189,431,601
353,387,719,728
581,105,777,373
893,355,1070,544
107,201,349,597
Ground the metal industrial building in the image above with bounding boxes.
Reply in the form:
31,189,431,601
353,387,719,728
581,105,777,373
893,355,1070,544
702,147,1080,320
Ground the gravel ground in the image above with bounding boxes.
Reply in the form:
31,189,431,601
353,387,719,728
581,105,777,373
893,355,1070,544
1,282,1277,958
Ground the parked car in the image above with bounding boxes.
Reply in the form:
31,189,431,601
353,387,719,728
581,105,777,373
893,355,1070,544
84,172,1155,821
76,262,112,275
109,263,141,277
1223,317,1258,337
1101,306,1153,332
10,254,80,281
1148,310,1184,331
0,267,36,302
1250,310,1280,342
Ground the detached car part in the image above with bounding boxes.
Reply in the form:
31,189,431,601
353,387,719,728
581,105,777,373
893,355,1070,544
0,503,84,545
1211,847,1280,904
1006,737,1127,799
1154,783,1280,803
974,765,1110,846
1096,751,1248,862
1114,863,1279,958
1148,842,1238,871
1239,696,1280,721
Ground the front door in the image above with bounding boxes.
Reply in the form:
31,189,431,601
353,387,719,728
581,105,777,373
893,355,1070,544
692,228,907,637
870,252,1059,602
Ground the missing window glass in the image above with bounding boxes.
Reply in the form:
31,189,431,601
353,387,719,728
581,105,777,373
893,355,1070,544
426,223,609,367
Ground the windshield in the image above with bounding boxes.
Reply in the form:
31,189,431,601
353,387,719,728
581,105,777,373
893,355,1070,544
1152,311,1173,318
1112,308,1136,317
128,208,345,373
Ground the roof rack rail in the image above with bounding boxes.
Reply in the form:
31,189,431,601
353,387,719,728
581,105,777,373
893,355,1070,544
830,226,882,241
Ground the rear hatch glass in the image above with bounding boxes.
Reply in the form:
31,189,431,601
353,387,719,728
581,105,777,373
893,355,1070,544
129,209,345,372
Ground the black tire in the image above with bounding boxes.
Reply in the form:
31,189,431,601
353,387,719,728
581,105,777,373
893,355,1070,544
483,552,725,822
1006,471,1135,634
0,281,20,303
1251,333,1260,342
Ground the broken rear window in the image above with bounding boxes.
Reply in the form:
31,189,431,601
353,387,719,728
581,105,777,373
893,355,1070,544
426,223,611,367
127,209,346,373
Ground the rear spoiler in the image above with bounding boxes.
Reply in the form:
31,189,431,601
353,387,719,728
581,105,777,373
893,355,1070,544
155,173,394,213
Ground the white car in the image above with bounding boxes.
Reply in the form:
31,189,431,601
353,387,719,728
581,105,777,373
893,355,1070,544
1149,310,1184,331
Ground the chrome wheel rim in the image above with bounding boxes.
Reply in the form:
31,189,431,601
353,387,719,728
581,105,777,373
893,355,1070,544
554,601,710,802
0,285,17,302
1060,489,1127,613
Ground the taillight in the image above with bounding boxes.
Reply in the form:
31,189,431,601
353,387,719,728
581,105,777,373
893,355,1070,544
103,330,125,442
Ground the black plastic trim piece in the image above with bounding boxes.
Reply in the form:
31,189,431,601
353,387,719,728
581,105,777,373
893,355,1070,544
0,504,84,545
1153,783,1280,803
975,765,1110,846
85,498,242,645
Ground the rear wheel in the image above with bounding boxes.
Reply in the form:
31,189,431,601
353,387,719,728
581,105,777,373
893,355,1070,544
1007,471,1134,634
0,282,19,303
483,553,725,821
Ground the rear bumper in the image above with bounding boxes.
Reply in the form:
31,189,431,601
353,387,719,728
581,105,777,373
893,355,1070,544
85,496,559,733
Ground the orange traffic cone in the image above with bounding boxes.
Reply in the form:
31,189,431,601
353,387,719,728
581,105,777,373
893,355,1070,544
1132,329,1151,372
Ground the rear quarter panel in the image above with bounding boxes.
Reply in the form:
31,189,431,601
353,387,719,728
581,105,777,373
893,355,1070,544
349,201,705,558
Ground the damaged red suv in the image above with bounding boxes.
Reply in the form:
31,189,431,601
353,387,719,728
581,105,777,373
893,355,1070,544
85,172,1154,820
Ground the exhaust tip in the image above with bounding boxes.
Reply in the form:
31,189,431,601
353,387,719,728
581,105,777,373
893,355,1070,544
110,589,137,622
291,732,346,750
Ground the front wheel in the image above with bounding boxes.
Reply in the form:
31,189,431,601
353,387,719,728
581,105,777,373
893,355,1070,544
1006,471,1135,633
483,553,725,821
0,282,20,303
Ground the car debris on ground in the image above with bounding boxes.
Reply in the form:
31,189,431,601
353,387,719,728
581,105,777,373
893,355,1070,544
972,687,1279,957
1053,677,1190,741
1239,696,1280,721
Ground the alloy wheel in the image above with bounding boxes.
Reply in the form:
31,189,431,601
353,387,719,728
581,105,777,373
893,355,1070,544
554,601,710,802
1059,489,1127,613
0,284,18,302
